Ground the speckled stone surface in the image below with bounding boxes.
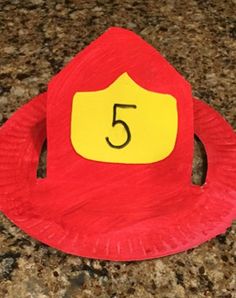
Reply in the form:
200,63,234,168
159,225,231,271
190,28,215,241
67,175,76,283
0,0,235,297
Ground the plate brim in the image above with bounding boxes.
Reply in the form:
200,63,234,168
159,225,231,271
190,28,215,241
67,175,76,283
0,94,235,261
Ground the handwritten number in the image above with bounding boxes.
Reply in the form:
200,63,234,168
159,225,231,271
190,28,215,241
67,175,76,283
105,103,137,149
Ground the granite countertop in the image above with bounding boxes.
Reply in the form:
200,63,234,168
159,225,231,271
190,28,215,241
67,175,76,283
0,0,235,297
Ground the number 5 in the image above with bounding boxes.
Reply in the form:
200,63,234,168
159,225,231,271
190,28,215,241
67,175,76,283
105,103,137,149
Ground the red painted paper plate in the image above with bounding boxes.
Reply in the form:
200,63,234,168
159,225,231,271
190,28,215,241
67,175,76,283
0,28,235,261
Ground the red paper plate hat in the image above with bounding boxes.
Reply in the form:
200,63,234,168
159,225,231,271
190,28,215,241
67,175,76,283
0,27,235,261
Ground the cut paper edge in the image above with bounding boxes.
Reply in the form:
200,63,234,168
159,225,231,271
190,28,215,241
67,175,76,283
0,94,235,261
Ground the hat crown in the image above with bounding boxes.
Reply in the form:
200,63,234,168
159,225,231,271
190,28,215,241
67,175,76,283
47,27,193,189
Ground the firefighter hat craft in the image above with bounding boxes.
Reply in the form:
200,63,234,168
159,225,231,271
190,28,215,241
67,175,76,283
0,28,235,261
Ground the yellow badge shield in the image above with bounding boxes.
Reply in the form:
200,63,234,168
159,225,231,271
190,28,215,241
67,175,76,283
71,73,178,164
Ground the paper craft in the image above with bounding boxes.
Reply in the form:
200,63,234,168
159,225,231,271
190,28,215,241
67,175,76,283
0,27,235,261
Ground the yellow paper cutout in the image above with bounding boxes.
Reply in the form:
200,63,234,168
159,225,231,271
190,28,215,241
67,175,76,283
71,73,178,164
